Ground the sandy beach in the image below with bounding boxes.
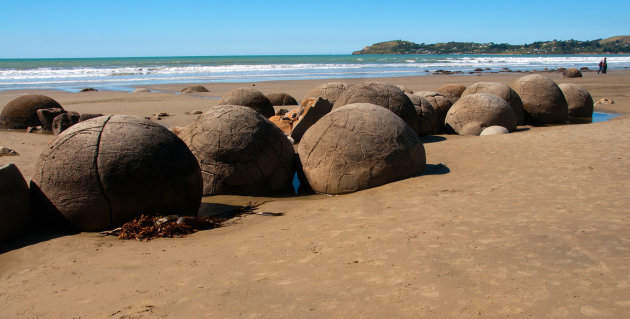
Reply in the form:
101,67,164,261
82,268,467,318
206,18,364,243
1,70,630,318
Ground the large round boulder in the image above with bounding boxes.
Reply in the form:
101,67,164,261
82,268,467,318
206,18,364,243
437,83,467,102
510,74,568,124
562,68,582,78
333,82,419,133
558,83,594,118
218,88,275,118
461,82,525,125
414,91,453,132
298,103,426,195
0,164,31,242
266,92,298,106
0,95,64,129
407,93,440,136
179,105,295,196
301,82,351,106
445,93,517,136
31,115,203,232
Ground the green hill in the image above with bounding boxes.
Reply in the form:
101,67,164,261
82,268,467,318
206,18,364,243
353,37,630,55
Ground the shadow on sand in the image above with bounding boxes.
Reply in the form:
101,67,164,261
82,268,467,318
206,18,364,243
420,135,447,144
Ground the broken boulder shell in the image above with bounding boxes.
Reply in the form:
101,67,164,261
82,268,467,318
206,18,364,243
266,92,298,106
31,115,203,231
179,105,295,196
298,103,426,195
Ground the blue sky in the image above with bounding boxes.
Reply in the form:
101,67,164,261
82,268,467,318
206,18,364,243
1,0,628,58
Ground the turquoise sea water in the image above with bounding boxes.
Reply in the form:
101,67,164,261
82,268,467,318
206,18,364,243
1,54,629,91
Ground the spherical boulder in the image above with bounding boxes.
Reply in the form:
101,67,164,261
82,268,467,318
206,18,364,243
414,91,453,132
510,74,568,124
333,82,419,133
407,93,440,136
480,126,509,136
0,164,31,242
562,68,582,78
301,82,351,106
181,85,209,93
437,83,467,102
0,95,64,129
179,105,295,196
558,83,594,118
31,115,203,231
218,88,275,118
298,103,426,195
266,92,298,106
461,82,525,125
445,93,517,136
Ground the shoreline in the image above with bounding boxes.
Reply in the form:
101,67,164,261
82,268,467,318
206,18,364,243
2,71,630,317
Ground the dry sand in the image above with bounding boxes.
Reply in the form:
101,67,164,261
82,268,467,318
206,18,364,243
1,71,629,318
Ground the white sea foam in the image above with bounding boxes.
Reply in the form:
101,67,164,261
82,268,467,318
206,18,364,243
1,55,629,90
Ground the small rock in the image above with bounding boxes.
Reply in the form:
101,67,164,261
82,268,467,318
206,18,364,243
595,98,614,105
80,88,98,92
26,126,43,133
154,112,169,117
0,146,19,157
480,126,509,136
190,110,203,115
133,88,151,93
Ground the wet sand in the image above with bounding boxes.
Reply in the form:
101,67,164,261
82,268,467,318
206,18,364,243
1,70,630,318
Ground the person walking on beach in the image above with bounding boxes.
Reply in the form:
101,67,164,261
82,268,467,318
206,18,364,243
598,58,604,74
602,57,608,74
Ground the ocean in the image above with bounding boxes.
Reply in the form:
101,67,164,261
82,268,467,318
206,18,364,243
1,54,629,92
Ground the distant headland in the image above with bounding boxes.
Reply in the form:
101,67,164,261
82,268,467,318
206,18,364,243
352,36,630,55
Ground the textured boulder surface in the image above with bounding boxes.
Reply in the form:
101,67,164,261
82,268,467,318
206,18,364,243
52,111,80,135
480,126,509,136
407,93,440,136
333,82,420,134
396,85,414,94
79,113,104,122
218,88,275,118
510,74,568,124
298,103,426,195
0,164,31,242
37,108,66,131
181,85,209,93
31,115,203,231
558,83,594,117
301,82,351,106
290,97,333,143
461,82,525,125
437,84,467,102
179,105,295,196
0,95,64,129
562,68,583,78
266,92,298,106
445,93,517,136
414,91,453,132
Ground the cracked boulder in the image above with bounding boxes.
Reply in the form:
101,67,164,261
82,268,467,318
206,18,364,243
437,83,467,103
0,95,64,129
179,105,295,196
0,164,31,242
510,74,568,124
31,115,203,231
461,82,524,125
333,82,420,134
218,88,275,118
298,103,426,195
266,92,298,106
301,82,351,106
445,93,517,136
407,93,440,136
558,83,594,118
414,91,453,133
